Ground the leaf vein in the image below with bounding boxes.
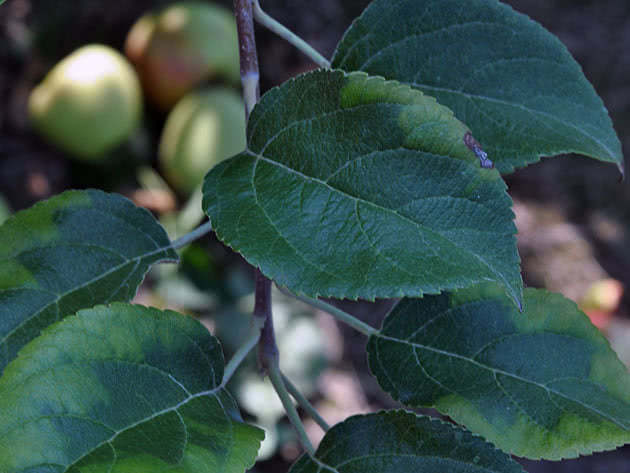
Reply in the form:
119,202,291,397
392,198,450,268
377,333,625,428
416,82,616,159
0,244,175,348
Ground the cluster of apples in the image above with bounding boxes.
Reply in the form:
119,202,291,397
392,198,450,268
29,1,246,195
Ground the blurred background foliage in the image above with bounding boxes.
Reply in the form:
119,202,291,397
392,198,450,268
0,0,629,471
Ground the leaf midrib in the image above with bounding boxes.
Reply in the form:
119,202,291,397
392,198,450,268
335,10,617,161
3,356,222,471
0,243,175,349
373,332,627,429
415,82,616,159
64,387,222,471
0,204,163,263
249,150,517,301
356,21,536,72
2,357,215,434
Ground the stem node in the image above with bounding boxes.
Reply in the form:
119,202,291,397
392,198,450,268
254,271,278,373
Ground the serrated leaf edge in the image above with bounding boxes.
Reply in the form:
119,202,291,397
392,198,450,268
330,0,623,175
1,302,264,471
299,409,525,472
205,71,522,304
0,189,179,362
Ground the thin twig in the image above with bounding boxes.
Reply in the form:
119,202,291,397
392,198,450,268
233,0,260,118
254,270,278,372
233,0,279,373
232,1,314,456
282,373,330,432
253,0,331,69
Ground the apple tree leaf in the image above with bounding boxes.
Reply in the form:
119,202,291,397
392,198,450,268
0,189,178,373
289,410,524,473
367,286,630,459
332,0,624,174
203,69,522,305
0,303,264,472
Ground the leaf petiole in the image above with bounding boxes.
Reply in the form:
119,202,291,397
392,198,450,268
252,0,331,69
268,363,316,456
278,286,378,337
221,315,266,388
170,221,213,250
282,372,330,431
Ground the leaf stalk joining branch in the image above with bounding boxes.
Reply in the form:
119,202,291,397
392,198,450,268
282,372,331,431
269,363,316,456
170,221,213,250
221,315,265,387
253,0,331,69
278,286,378,337
233,0,320,458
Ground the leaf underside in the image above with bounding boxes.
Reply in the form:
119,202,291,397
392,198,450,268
332,0,623,174
0,303,264,472
367,285,630,459
289,410,524,473
203,69,522,305
0,189,178,374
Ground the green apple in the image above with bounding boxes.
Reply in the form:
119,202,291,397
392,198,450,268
126,2,240,111
29,44,143,161
159,88,246,195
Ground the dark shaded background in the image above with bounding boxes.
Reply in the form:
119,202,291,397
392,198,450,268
0,1,629,471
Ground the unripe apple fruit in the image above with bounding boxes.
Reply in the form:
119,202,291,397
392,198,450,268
125,2,240,111
29,44,143,161
159,88,246,195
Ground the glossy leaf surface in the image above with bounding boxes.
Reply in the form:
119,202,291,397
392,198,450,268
0,189,178,373
368,286,630,459
0,303,264,472
203,69,522,304
289,410,523,473
332,0,623,174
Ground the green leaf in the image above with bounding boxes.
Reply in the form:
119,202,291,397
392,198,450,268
0,189,178,373
0,303,264,472
203,69,522,305
332,0,623,174
367,286,630,459
289,410,524,473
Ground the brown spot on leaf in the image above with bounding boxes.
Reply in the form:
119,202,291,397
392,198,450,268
464,132,493,169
